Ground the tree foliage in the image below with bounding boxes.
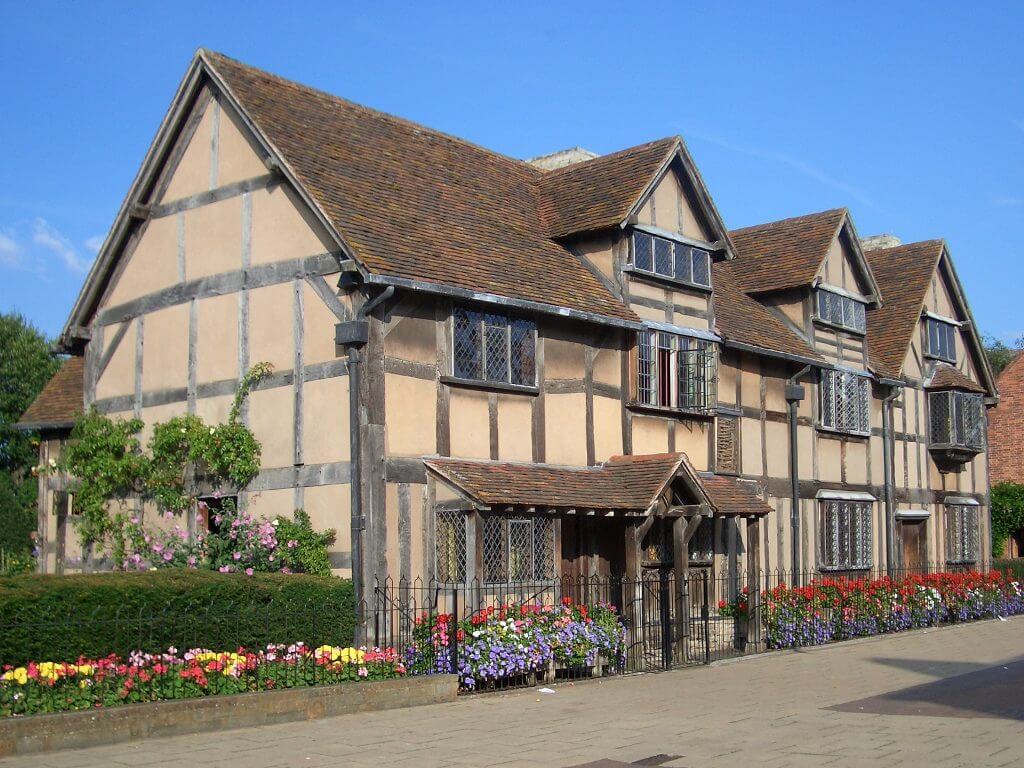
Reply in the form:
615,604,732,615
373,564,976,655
0,313,61,554
57,363,272,549
983,334,1023,377
991,481,1024,558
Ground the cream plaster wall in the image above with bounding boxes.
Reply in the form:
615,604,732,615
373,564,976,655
141,304,189,392
106,216,179,307
497,396,532,462
248,386,294,468
95,322,136,400
196,293,239,383
250,184,333,266
248,282,294,372
303,376,349,465
384,373,436,457
216,104,268,188
593,396,623,461
161,99,214,202
632,415,669,456
449,389,490,459
184,196,243,281
303,482,351,577
545,393,587,465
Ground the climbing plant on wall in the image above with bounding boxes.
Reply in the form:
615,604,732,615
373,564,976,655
991,481,1024,558
53,362,272,549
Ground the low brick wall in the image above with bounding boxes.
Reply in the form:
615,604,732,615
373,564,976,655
0,675,458,758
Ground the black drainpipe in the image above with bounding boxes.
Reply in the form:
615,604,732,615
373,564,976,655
881,385,901,575
335,285,394,641
785,365,812,584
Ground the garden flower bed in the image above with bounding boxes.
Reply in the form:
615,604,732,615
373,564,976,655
408,597,627,690
763,570,1024,649
0,643,405,717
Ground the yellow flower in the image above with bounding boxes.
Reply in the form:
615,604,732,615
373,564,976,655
76,664,94,676
2,668,28,685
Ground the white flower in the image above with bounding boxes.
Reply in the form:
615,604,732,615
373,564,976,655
272,519,279,527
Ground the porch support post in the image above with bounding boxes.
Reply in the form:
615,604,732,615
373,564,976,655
746,515,761,648
673,514,705,658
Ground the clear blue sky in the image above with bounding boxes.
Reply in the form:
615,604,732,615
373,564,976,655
2,2,1021,342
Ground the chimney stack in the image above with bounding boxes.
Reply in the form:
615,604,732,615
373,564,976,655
526,147,598,171
860,234,902,251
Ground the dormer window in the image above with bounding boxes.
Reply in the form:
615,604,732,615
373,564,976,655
925,317,957,363
631,231,711,289
814,287,866,334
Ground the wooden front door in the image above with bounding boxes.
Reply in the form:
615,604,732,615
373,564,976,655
901,520,927,573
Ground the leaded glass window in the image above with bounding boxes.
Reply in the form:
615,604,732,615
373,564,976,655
688,518,714,564
815,288,866,334
820,501,873,570
435,509,467,582
819,369,870,435
929,391,985,450
926,318,957,362
945,504,978,564
636,331,717,413
452,307,536,386
482,515,554,582
631,231,711,289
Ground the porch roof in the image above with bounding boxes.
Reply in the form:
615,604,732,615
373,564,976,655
424,453,770,517
926,363,986,394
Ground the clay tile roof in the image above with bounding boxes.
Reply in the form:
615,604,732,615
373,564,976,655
204,51,637,325
864,240,944,378
424,454,770,517
534,138,679,239
424,453,686,511
926,363,986,394
699,475,772,517
711,262,822,363
16,357,84,430
728,208,847,294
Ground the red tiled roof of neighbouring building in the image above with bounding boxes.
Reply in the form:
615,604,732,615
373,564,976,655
864,240,945,378
989,353,1024,484
699,475,772,517
16,356,84,430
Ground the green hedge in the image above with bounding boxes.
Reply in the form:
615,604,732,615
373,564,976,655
0,570,355,666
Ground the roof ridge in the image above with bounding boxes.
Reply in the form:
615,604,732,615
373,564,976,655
201,49,543,177
729,207,847,236
535,137,679,180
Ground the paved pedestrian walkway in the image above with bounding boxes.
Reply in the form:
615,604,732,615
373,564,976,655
5,617,1023,768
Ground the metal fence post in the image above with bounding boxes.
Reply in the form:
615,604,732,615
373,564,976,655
702,571,711,665
450,584,459,678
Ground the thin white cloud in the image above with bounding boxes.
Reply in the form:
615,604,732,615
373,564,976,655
0,231,19,267
685,130,878,210
31,218,92,273
84,235,105,253
993,196,1024,207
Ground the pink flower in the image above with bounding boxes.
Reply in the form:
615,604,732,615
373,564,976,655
163,551,173,561
287,540,298,549
358,667,368,678
245,568,254,576
233,551,242,560
219,565,232,573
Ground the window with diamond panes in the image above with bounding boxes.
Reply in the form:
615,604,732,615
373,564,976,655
819,369,870,435
636,330,716,413
482,515,554,582
945,504,978,564
820,501,872,570
929,391,985,450
815,288,866,334
926,318,957,362
631,232,711,289
452,307,536,386
434,509,467,582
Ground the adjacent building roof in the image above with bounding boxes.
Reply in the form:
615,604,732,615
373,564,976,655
534,138,679,239
204,51,638,325
864,240,944,378
424,453,769,517
728,208,848,294
712,262,822,363
926,363,986,394
16,356,84,431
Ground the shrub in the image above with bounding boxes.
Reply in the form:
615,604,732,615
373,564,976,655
0,570,355,666
995,558,1024,581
